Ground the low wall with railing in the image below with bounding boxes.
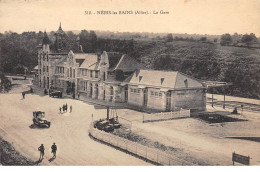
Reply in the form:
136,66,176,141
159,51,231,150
143,109,190,123
89,123,195,166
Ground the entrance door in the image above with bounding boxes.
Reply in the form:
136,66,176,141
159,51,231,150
125,86,128,102
95,84,98,99
166,91,171,111
89,83,93,97
143,88,148,107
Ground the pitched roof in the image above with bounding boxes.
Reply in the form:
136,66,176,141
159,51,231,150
79,54,100,70
56,56,67,66
74,53,89,59
128,69,204,90
107,52,123,70
114,54,145,72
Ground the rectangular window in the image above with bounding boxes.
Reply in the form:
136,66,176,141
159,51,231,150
73,69,75,78
155,92,158,96
90,70,93,77
130,88,133,92
137,89,141,93
46,66,48,72
70,68,72,78
151,91,154,96
95,71,98,78
134,89,137,93
159,93,162,97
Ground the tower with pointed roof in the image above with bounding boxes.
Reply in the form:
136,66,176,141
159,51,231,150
54,22,67,52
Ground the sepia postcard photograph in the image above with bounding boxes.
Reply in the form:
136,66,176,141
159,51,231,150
0,0,260,168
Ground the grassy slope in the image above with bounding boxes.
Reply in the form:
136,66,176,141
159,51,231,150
133,40,260,99
0,137,35,165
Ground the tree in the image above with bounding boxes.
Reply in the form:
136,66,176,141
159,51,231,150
200,37,207,42
166,34,173,42
241,34,253,48
220,33,232,46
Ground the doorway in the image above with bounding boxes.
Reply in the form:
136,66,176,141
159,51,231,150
166,91,171,111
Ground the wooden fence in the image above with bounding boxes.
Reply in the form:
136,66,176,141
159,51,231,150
89,123,195,166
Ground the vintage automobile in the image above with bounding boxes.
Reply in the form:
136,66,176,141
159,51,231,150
96,120,109,130
49,91,62,98
32,111,51,128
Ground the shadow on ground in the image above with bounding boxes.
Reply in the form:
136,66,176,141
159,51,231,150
226,137,260,143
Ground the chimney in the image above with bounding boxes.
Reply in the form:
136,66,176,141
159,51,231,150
97,49,102,61
80,45,83,52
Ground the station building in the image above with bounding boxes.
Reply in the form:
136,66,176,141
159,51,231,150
36,24,206,112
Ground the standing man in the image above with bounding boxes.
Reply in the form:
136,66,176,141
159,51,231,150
51,142,57,158
70,105,72,113
59,107,62,114
38,144,45,160
22,92,25,99
65,103,68,112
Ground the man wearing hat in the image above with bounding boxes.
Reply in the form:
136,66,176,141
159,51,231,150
51,142,57,158
38,144,45,160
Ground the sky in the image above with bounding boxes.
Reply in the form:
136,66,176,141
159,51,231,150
0,0,260,36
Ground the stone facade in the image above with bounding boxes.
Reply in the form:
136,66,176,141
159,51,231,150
36,25,206,112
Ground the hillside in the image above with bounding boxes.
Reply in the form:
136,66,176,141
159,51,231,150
131,40,260,99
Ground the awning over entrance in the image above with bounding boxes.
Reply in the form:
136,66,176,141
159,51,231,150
202,81,232,88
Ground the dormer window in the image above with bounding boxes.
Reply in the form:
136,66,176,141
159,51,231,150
184,79,188,88
161,78,164,85
139,76,143,82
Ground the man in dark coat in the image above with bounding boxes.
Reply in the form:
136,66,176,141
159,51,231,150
38,144,45,160
51,142,57,158
22,92,25,99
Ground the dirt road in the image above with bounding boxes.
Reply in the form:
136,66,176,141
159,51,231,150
0,91,150,166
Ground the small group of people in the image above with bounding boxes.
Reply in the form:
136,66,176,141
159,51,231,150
38,142,57,161
59,103,72,113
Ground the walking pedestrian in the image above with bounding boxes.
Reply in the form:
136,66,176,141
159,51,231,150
51,142,57,158
22,92,25,99
62,104,65,112
70,105,72,113
59,107,62,114
65,103,68,112
38,144,45,160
